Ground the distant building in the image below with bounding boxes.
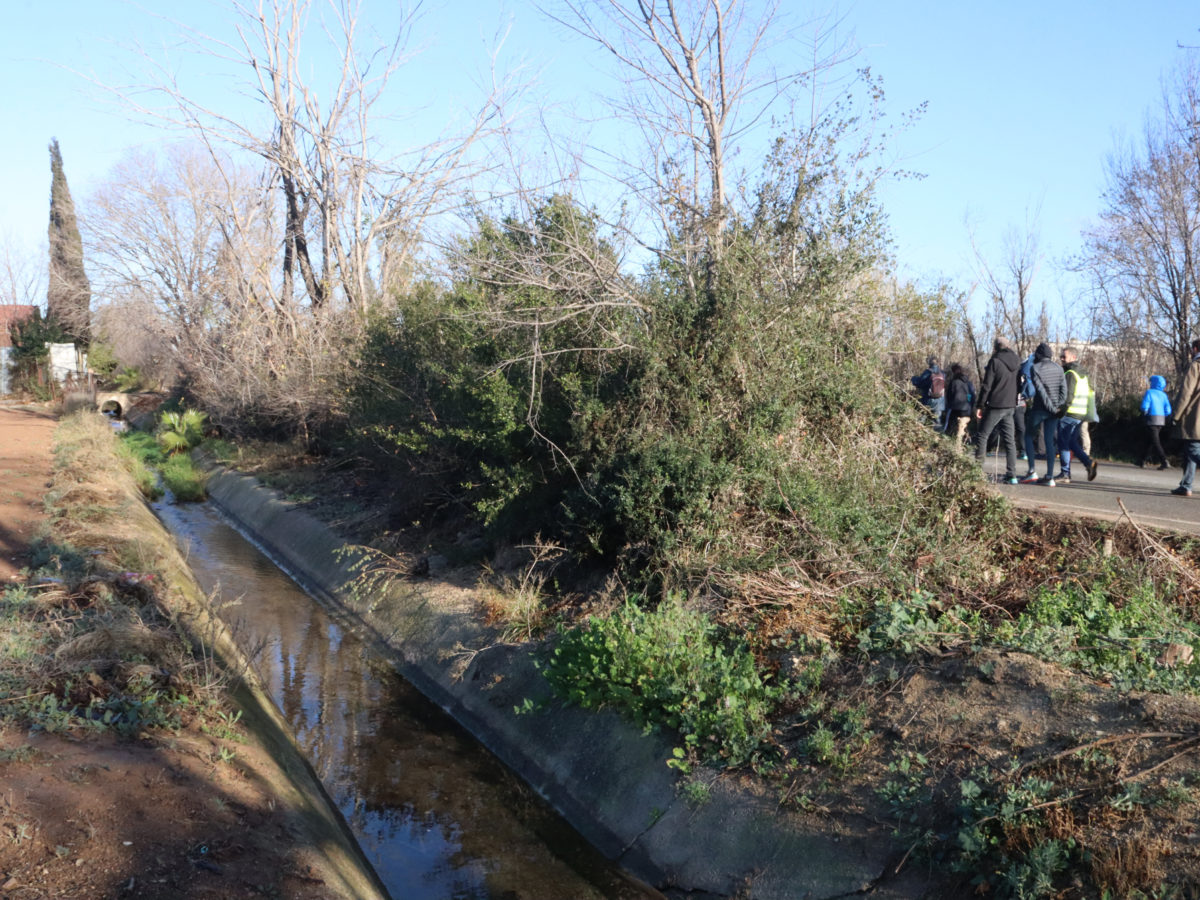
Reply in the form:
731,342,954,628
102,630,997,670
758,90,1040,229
0,305,37,395
0,305,36,349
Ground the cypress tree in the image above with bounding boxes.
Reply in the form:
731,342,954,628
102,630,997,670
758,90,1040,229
47,138,90,346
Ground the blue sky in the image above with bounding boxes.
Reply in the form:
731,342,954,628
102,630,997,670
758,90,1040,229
2,0,1197,314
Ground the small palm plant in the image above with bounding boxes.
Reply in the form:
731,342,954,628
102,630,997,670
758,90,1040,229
157,409,208,455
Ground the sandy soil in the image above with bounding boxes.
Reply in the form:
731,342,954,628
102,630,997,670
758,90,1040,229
0,406,354,899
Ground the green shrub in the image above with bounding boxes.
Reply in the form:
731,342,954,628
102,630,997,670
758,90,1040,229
334,182,1006,649
85,341,119,379
112,367,146,392
6,309,67,395
540,595,785,766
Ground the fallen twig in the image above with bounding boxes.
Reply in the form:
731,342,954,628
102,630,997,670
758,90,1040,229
1017,730,1185,776
1121,734,1200,784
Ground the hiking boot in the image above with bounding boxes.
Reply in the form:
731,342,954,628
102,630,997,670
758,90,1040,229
1088,460,1099,481
1172,487,1193,497
1003,476,1019,485
1037,476,1056,487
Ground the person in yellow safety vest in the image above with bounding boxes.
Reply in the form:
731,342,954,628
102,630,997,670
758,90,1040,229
1057,346,1099,483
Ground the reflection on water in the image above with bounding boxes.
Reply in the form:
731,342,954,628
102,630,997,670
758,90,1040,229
156,500,658,900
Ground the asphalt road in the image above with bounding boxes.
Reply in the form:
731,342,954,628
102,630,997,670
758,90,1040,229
977,452,1200,535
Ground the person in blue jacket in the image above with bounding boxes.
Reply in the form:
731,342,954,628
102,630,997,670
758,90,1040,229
911,356,946,430
1140,374,1172,469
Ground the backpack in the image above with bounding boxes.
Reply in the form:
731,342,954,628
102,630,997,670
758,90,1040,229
929,370,945,399
1020,356,1036,400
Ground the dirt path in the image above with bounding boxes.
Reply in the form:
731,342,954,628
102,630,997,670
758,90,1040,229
0,405,56,582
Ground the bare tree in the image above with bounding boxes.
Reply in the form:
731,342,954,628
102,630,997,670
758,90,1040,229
79,0,521,442
0,233,45,309
541,0,852,289
113,0,510,316
873,277,967,387
1081,55,1200,378
85,144,350,439
969,212,1046,358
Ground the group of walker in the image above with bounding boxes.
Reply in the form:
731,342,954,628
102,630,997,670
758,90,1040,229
914,339,1098,487
911,338,1200,493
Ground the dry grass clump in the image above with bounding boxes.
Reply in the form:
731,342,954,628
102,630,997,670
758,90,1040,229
653,421,1005,651
54,620,177,665
711,570,839,646
477,539,564,644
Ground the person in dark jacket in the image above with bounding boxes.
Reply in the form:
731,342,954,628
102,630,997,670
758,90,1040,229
944,363,975,451
1172,340,1200,496
1140,375,1172,469
973,337,1021,482
1020,342,1068,486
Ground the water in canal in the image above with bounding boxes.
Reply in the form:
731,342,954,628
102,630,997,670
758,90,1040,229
154,498,661,900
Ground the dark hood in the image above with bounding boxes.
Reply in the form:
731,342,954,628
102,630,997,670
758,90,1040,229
1035,342,1053,361
992,347,1020,374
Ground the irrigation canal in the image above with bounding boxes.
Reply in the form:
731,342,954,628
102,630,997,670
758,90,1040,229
154,496,662,900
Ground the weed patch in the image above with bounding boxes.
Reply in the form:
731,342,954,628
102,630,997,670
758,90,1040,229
995,575,1200,692
540,595,786,767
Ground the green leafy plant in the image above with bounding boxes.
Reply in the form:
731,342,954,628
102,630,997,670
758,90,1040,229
879,756,1077,899
857,591,962,655
157,409,208,456
679,778,712,807
995,574,1200,692
540,594,785,767
801,704,873,773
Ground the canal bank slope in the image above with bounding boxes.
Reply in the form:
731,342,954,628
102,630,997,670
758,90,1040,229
206,468,934,899
0,409,387,900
